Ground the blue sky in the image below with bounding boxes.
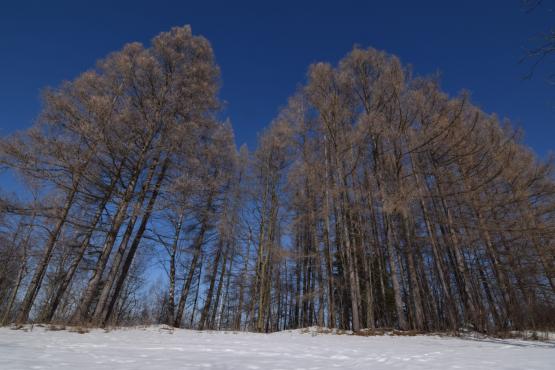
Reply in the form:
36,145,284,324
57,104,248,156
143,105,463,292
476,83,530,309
0,0,553,157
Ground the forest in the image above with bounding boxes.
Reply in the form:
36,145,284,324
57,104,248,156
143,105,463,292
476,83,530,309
0,25,554,334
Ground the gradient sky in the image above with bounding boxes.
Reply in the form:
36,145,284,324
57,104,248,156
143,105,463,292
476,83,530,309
0,0,553,158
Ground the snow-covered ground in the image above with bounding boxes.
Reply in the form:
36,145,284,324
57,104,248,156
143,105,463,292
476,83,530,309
0,326,553,370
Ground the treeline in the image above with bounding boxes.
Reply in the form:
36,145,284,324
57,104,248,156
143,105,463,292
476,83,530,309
0,26,553,333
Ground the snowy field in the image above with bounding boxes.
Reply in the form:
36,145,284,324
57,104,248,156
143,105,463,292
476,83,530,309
0,326,554,370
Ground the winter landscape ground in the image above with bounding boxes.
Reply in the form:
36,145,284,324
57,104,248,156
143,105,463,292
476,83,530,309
0,326,554,370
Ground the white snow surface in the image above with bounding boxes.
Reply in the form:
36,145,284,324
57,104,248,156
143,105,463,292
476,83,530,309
0,326,554,369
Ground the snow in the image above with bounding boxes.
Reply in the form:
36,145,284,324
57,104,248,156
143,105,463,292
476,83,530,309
0,326,554,369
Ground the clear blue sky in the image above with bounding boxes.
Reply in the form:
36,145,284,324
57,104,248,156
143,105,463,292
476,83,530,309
0,0,553,157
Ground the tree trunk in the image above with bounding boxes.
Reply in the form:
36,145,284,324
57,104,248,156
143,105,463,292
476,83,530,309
17,186,78,323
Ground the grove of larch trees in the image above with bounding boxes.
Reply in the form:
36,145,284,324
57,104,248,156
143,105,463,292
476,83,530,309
0,26,553,334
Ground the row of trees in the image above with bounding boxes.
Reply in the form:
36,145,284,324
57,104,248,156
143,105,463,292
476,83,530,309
0,26,553,333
